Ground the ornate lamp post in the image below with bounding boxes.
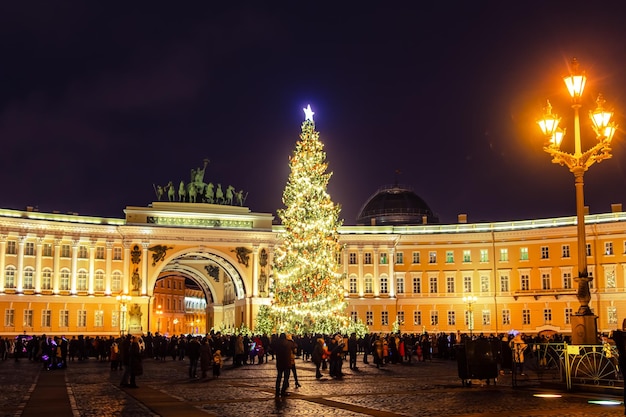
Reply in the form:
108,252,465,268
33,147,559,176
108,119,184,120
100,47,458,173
116,294,132,336
463,295,477,338
536,58,617,344
155,304,163,334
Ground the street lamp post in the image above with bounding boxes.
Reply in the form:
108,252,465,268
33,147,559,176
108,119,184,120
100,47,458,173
116,294,132,336
463,296,477,338
156,305,163,334
536,58,617,344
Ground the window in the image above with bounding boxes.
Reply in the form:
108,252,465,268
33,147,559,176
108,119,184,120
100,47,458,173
500,275,509,292
113,247,122,260
541,246,549,259
42,310,51,327
542,272,551,290
364,276,373,294
605,242,614,255
563,272,572,289
61,244,71,258
23,267,34,289
446,276,455,293
480,275,489,293
6,241,17,255
42,268,52,290
522,309,531,325
413,310,422,326
446,251,454,263
381,311,389,326
413,277,421,294
562,245,570,258
586,243,591,257
521,274,529,291
395,252,404,264
25,242,35,256
96,246,105,260
429,251,437,264
60,269,70,291
366,311,373,325
396,276,405,294
348,252,357,265
364,252,372,264
397,310,405,325
463,276,472,293
111,271,122,292
350,311,358,322
564,308,572,325
349,276,357,294
336,252,342,265
77,310,87,327
482,310,491,325
520,247,529,261
43,244,53,257
412,252,420,264
380,277,388,294
4,266,16,288
463,250,471,262
78,246,88,259
502,309,511,325
24,309,33,327
379,253,388,264
77,270,88,291
480,249,488,262
95,310,104,327
59,310,69,327
500,248,508,262
4,309,14,327
543,308,552,324
430,311,439,326
447,311,456,326
95,271,105,291
429,276,438,293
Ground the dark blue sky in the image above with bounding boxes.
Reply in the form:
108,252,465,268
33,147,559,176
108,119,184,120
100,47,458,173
1,2,625,224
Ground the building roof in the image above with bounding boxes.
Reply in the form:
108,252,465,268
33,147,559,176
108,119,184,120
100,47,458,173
356,184,439,226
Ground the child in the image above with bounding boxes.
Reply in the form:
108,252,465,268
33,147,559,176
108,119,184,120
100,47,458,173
213,349,222,378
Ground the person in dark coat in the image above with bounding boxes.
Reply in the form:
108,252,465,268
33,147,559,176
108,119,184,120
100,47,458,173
348,333,359,370
128,335,143,388
311,337,325,379
119,335,132,387
199,337,212,378
271,333,294,397
187,336,201,379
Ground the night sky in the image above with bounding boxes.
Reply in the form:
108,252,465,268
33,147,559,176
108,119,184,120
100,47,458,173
1,2,625,225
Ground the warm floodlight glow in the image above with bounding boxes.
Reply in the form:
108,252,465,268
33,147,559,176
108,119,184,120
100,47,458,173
303,104,315,121
533,393,562,398
563,58,586,99
537,100,560,137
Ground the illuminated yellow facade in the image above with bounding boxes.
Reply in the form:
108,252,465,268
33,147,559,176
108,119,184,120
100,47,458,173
1,201,625,337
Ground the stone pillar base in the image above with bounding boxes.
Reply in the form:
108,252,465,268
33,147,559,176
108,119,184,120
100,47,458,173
570,314,598,345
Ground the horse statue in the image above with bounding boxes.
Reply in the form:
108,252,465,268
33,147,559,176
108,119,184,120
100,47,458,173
178,180,186,202
215,184,224,204
166,181,175,201
187,182,197,203
225,185,235,205
204,182,214,203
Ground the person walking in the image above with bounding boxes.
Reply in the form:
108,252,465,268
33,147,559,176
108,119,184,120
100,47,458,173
311,337,325,379
128,335,143,388
348,332,359,370
187,336,201,379
200,337,212,379
213,349,222,378
287,334,301,388
271,333,294,397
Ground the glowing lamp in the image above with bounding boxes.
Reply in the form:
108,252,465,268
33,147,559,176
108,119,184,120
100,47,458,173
550,128,565,148
563,58,586,100
590,94,614,135
537,100,560,137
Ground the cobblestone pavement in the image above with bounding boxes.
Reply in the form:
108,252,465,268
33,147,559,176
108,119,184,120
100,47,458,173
1,356,625,417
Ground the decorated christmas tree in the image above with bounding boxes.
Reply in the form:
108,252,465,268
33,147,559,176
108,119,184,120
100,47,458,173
257,105,349,335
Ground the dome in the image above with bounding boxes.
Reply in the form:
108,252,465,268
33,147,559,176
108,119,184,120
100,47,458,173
356,184,439,226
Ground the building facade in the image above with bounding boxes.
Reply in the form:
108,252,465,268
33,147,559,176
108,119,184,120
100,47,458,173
1,200,625,337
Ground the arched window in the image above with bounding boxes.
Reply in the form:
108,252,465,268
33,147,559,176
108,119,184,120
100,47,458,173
23,267,35,289
4,265,16,288
77,269,88,291
364,275,373,294
60,268,71,290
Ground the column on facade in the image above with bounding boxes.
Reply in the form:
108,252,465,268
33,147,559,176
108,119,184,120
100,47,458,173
141,241,149,295
342,246,348,294
88,239,96,294
70,239,79,294
105,241,113,294
53,239,61,293
373,248,380,297
252,245,259,297
122,242,131,293
16,235,25,292
34,237,43,293
0,236,6,292
357,248,364,296
388,248,395,298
